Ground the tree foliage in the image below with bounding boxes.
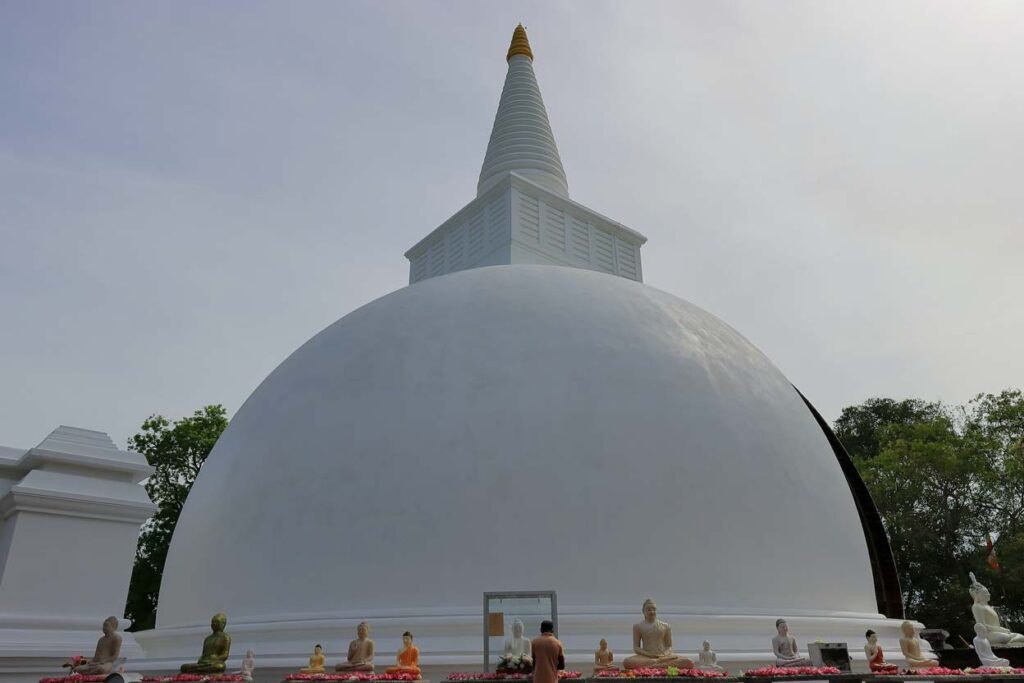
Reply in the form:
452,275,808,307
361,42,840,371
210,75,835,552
124,405,228,631
840,390,1024,642
835,397,944,460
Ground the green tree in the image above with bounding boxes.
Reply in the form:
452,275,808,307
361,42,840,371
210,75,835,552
965,390,1024,626
841,390,1024,643
857,414,989,637
835,397,943,460
124,405,228,630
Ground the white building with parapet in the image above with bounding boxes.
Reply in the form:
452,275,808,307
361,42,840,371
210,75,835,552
0,426,153,682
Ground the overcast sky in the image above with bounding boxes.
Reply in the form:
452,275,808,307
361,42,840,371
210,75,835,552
2,1,1021,450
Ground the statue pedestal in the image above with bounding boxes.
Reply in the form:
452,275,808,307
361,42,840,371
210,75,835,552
935,648,981,670
935,646,1024,669
0,427,154,683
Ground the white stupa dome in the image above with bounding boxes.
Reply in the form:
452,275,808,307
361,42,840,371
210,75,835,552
137,25,912,675
147,266,892,666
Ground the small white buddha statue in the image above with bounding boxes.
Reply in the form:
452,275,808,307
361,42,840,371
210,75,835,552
772,619,811,667
974,623,1011,668
501,618,533,670
969,572,1024,646
697,641,724,672
235,649,255,682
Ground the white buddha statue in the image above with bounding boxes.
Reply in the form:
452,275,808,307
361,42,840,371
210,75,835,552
969,573,1024,646
502,618,533,670
697,641,724,672
772,619,811,667
974,623,1011,668
235,649,255,682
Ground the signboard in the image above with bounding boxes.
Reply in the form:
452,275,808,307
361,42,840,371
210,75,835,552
483,591,558,672
808,642,851,672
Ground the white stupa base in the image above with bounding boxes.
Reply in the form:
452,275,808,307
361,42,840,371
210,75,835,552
134,607,925,680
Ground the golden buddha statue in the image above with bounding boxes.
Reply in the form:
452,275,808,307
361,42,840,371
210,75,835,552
181,613,231,674
385,631,422,679
301,644,327,673
594,638,616,672
898,621,938,669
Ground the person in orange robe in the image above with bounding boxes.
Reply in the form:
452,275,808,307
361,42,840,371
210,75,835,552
386,631,421,679
531,621,565,683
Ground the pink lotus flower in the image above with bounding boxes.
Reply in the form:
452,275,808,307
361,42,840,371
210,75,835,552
139,676,246,682
593,669,727,679
898,667,964,676
39,676,108,683
284,675,421,682
743,666,841,677
444,674,584,682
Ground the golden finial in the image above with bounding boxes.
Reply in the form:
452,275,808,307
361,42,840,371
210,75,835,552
506,24,533,62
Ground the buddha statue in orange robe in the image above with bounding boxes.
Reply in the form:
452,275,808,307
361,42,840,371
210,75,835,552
385,632,421,679
864,630,888,672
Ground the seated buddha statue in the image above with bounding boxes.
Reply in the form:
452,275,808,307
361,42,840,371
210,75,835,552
970,573,1024,646
301,644,327,673
181,613,231,674
697,641,724,672
385,631,422,679
899,620,938,669
594,639,615,673
63,616,123,675
336,622,376,672
622,599,694,670
864,630,887,671
235,649,256,682
505,618,536,667
974,623,1011,668
772,619,811,667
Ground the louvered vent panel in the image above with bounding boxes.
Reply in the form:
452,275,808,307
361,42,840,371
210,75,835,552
411,254,428,283
518,193,540,244
571,216,590,262
488,196,507,245
449,225,466,271
467,209,486,261
544,205,567,253
616,237,638,280
429,239,446,277
593,229,615,273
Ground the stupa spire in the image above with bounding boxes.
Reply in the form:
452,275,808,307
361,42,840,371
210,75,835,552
477,24,569,198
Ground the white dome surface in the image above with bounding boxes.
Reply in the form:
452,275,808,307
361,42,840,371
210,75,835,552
151,264,887,667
